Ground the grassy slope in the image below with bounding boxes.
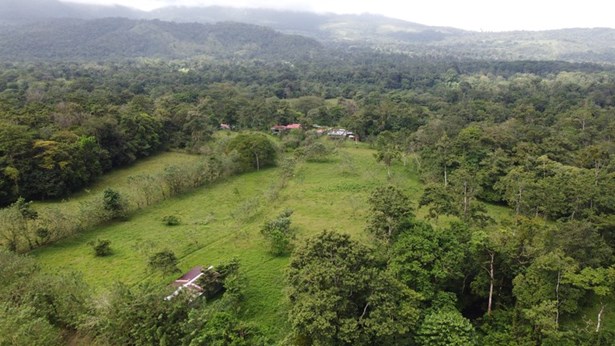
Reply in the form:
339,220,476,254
33,143,425,339
29,140,615,341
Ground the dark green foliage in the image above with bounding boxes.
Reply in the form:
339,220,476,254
102,188,126,220
416,308,476,346
197,258,241,300
367,185,414,243
183,311,270,346
260,209,294,256
162,215,181,226
227,132,276,172
88,239,112,257
0,250,90,343
148,250,180,275
389,221,466,300
0,303,61,346
93,282,192,346
288,231,421,345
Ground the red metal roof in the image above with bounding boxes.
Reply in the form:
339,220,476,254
172,266,203,287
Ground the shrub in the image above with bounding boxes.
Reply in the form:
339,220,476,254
88,239,112,257
162,215,181,226
148,250,179,275
260,209,294,256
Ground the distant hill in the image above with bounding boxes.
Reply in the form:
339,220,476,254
2,0,615,63
0,18,324,61
0,0,139,23
146,6,465,43
144,6,615,63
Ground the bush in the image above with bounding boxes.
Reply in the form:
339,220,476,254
103,188,127,220
148,250,179,275
260,209,294,256
162,215,181,226
296,142,334,162
88,239,112,257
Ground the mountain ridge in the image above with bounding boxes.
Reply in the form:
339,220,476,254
0,17,324,61
2,0,615,63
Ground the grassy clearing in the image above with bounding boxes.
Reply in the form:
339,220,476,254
32,142,519,339
32,143,424,339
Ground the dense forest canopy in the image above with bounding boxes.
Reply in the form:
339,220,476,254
1,6,615,345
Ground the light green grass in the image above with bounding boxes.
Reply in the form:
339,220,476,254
32,143,517,339
32,144,423,340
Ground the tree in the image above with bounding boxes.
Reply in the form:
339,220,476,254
416,308,476,346
0,303,61,346
566,266,615,332
227,132,276,172
512,251,582,341
389,221,466,300
93,282,192,345
367,185,414,243
420,168,492,226
183,311,269,346
0,197,39,251
374,131,401,178
197,259,241,300
260,209,294,256
295,141,334,162
102,188,126,220
148,250,180,275
287,231,421,345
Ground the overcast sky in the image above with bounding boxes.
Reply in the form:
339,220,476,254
63,0,615,32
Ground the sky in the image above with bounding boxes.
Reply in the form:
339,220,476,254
63,0,615,32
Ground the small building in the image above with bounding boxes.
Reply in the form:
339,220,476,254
220,123,231,130
327,128,359,141
165,265,212,300
271,123,302,134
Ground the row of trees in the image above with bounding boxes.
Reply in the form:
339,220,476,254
0,132,277,252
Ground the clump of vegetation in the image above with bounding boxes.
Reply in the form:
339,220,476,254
103,188,127,220
226,132,277,172
296,141,335,162
260,209,295,256
197,258,242,301
88,239,112,257
147,250,179,275
162,215,181,226
367,185,414,243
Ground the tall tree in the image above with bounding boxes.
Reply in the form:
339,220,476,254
287,231,421,345
367,185,414,243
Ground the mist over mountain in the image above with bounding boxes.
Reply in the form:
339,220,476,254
1,0,615,63
0,0,139,23
0,17,324,60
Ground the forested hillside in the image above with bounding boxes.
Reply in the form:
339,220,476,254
0,18,323,60
1,3,615,345
2,0,615,63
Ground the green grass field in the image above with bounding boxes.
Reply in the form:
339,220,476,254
33,142,517,340
32,143,420,337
